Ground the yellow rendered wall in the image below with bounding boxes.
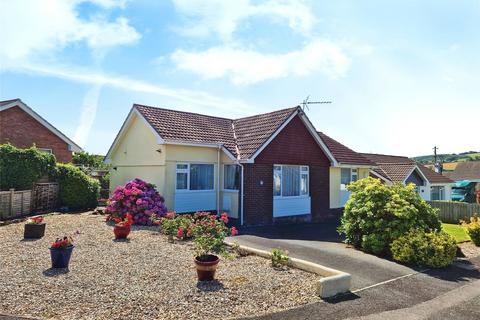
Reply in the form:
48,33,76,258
109,113,166,194
329,167,371,208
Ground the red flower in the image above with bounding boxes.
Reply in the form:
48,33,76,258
114,218,121,223
177,227,184,238
220,213,229,224
230,227,238,236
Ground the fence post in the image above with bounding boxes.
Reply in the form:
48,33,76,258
9,188,15,217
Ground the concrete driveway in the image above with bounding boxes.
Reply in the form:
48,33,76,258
229,219,480,320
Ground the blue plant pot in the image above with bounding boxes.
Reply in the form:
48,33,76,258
50,246,74,269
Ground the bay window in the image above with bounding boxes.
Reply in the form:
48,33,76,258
176,163,214,191
224,164,240,190
273,165,309,197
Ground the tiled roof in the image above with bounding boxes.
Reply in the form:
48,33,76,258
135,104,298,160
233,107,298,159
444,161,480,181
418,164,454,183
134,103,378,164
317,132,375,166
361,153,453,184
0,98,20,107
135,104,237,156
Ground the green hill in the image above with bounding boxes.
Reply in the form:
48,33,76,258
414,151,480,164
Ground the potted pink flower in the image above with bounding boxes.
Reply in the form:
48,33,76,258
24,216,46,239
50,236,74,268
191,213,238,281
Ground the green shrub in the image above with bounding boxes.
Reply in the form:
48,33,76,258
390,229,457,268
271,248,289,268
0,144,56,190
338,177,441,255
461,216,480,246
54,163,99,210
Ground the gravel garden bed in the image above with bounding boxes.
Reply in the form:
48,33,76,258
0,213,319,320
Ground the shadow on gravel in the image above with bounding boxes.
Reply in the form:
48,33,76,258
323,292,360,304
20,238,41,242
42,268,69,277
196,280,225,292
239,218,343,243
112,238,131,243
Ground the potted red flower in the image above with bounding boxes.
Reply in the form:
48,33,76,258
50,236,74,269
191,213,238,281
24,216,46,239
113,214,133,239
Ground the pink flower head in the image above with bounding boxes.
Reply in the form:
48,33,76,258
230,227,238,236
177,228,184,238
220,213,229,224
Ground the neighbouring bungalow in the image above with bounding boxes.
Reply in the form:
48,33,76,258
105,104,375,225
360,153,454,201
0,98,82,162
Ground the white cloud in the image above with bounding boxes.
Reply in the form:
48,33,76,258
0,0,140,64
171,39,350,85
172,0,317,40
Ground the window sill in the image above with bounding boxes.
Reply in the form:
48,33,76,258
175,189,215,193
222,189,239,193
274,195,310,200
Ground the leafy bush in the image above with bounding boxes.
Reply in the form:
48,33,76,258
338,177,441,255
106,178,167,225
461,215,480,246
54,163,100,210
390,229,457,268
72,151,108,169
0,144,56,190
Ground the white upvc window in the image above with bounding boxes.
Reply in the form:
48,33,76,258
223,164,240,191
176,163,214,191
37,148,53,154
273,165,309,198
431,186,445,200
341,168,358,189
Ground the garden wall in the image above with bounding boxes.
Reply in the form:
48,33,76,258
429,200,480,223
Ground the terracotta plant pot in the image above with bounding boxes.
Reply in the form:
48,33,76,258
50,246,74,269
24,223,46,239
114,225,131,239
194,254,220,281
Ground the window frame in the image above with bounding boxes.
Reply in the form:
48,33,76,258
223,164,240,191
175,162,215,192
431,186,445,200
273,164,310,199
37,148,53,154
341,168,358,189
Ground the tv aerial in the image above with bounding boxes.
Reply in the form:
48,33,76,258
301,95,332,111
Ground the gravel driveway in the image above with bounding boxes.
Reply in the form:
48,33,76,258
0,214,319,320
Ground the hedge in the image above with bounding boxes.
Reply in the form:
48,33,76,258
0,143,56,190
53,163,100,210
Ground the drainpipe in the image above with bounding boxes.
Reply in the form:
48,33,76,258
217,145,221,215
236,161,245,226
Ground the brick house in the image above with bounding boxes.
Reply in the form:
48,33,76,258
105,104,375,225
0,99,82,162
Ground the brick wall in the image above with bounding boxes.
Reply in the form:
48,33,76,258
243,115,332,225
0,106,73,162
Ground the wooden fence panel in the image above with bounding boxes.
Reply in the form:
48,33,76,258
428,201,480,223
0,189,33,220
0,183,59,220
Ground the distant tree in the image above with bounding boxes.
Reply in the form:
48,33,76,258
72,151,107,169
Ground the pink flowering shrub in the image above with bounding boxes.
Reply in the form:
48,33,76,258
106,178,167,225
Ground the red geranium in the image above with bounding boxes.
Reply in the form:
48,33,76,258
51,236,73,249
115,214,133,227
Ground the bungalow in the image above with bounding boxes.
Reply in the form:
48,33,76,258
105,104,375,225
360,153,454,201
0,99,82,162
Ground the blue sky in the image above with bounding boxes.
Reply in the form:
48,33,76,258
1,0,479,157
